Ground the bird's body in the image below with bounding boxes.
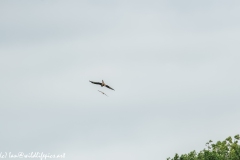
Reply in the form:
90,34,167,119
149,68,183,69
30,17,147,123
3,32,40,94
101,80,105,87
89,80,115,90
98,90,108,96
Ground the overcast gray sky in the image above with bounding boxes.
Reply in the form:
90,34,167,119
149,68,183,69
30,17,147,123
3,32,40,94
0,0,240,160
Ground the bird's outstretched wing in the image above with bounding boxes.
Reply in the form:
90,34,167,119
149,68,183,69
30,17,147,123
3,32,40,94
105,85,114,90
89,80,102,85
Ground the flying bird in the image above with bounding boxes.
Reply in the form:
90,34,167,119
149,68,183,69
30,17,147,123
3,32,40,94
98,90,108,96
89,80,115,90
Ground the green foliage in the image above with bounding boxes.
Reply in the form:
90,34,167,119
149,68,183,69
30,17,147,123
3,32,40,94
167,134,240,160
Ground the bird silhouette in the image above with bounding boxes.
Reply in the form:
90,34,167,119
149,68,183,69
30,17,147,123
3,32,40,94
89,80,115,90
98,90,108,96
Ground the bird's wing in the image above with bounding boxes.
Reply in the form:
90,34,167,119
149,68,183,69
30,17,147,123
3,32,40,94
98,90,103,93
105,85,114,90
90,81,102,85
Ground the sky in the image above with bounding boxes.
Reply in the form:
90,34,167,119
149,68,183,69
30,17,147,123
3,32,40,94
0,0,240,160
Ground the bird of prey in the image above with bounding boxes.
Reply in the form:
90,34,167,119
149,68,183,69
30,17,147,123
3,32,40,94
98,90,108,96
89,80,115,90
